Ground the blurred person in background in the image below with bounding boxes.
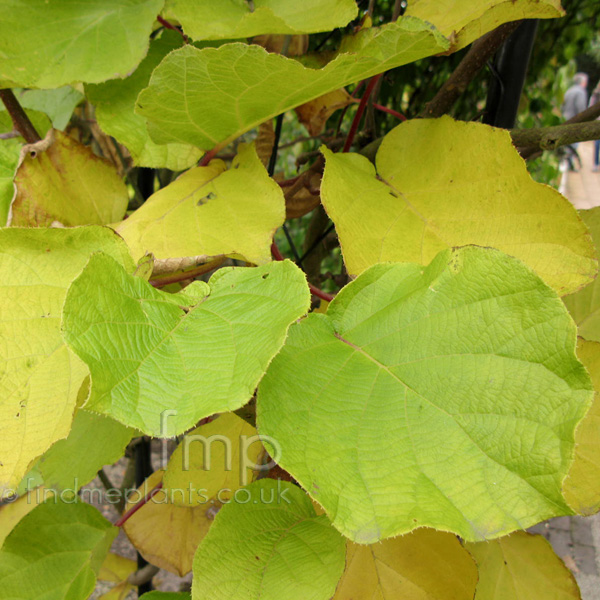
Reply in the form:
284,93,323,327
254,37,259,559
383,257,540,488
562,73,589,171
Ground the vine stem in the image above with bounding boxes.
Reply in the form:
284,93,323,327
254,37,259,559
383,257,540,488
271,242,334,302
343,74,382,152
157,15,188,42
0,89,40,143
351,98,406,121
115,481,163,527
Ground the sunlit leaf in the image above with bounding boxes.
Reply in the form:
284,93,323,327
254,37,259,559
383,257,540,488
163,412,264,506
320,116,596,295
0,500,117,600
563,207,600,339
465,531,581,600
406,0,564,52
0,0,164,88
136,18,449,150
192,479,346,600
165,0,357,40
333,529,477,600
0,487,53,548
86,30,201,171
116,143,284,264
122,471,214,576
9,130,129,227
63,256,310,435
0,226,134,493
562,339,600,515
257,246,592,543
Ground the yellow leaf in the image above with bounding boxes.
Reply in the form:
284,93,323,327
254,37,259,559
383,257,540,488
333,528,478,599
122,471,217,576
465,531,581,600
0,487,53,547
98,552,137,600
0,227,134,492
9,130,128,227
295,89,354,136
320,116,596,295
163,412,264,506
255,120,275,168
562,339,600,515
116,143,285,264
405,0,564,52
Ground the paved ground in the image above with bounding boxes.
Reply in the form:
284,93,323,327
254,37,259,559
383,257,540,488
533,140,600,600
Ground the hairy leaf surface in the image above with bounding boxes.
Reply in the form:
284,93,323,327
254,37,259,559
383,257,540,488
62,256,310,435
86,31,201,170
321,117,596,295
257,246,592,543
0,0,164,88
116,143,283,264
465,531,580,599
192,479,346,600
333,529,477,599
0,501,117,600
0,227,134,493
165,0,358,39
136,19,449,149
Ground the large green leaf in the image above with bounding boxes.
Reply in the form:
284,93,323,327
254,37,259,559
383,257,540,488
34,409,135,494
0,0,164,88
0,501,117,599
405,0,564,52
320,117,596,296
86,31,201,171
9,130,129,227
0,226,134,493
62,256,310,435
164,0,358,40
136,18,449,150
191,479,346,600
257,246,592,543
116,143,283,264
563,207,600,340
465,532,581,600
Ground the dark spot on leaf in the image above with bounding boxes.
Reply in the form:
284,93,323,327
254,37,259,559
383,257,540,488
15,413,20,418
197,192,216,206
389,190,399,198
29,151,37,158
262,273,269,279
234,163,240,169
255,556,260,560
45,248,51,252
504,560,508,565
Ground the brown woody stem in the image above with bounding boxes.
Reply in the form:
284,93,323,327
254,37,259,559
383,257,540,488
422,21,521,118
0,89,41,143
513,120,600,156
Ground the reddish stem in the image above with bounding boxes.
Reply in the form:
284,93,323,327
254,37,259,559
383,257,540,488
271,242,334,302
157,15,187,42
199,146,219,166
343,74,382,152
115,481,163,527
351,98,406,121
